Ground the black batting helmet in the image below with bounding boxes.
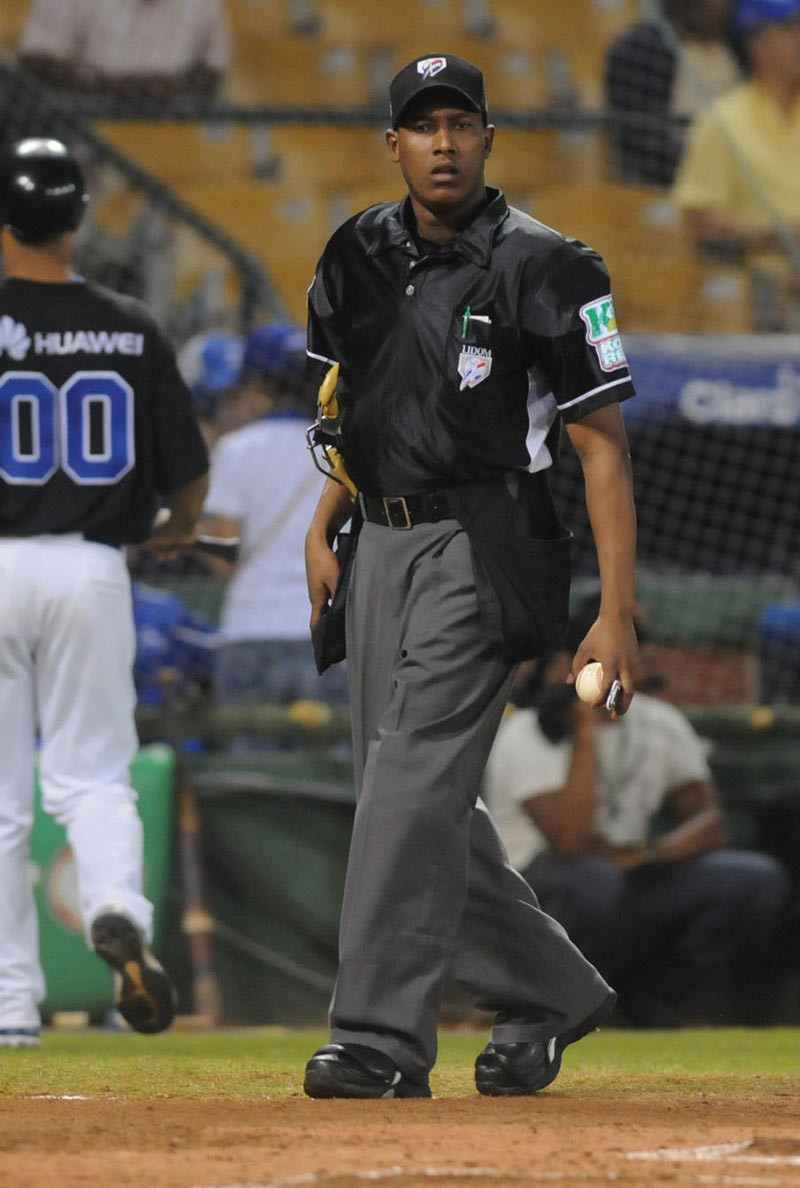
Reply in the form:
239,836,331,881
0,138,88,245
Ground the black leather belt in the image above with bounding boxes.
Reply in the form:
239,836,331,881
358,490,455,530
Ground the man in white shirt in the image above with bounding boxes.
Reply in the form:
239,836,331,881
203,323,348,711
18,0,230,103
486,596,789,1026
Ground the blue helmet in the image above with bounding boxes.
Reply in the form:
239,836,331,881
179,332,244,419
241,321,307,391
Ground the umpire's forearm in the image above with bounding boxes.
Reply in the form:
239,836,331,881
585,447,636,617
568,407,636,615
307,477,354,547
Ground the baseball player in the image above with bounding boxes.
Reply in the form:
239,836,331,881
0,138,209,1046
303,55,638,1097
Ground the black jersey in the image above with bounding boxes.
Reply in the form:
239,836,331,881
0,277,208,543
307,188,635,497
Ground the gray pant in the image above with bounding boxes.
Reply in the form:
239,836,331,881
330,519,611,1079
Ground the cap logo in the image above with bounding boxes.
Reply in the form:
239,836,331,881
417,57,447,79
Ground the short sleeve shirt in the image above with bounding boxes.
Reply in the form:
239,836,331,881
485,694,712,871
307,188,635,496
0,277,208,544
673,83,800,228
204,415,325,641
19,0,229,77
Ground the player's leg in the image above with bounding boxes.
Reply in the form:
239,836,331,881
34,538,173,1032
0,542,44,1043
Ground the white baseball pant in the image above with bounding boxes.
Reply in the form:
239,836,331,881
0,535,153,1029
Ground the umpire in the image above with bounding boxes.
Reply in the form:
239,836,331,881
303,55,638,1098
0,139,209,1045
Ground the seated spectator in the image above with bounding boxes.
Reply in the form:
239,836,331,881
17,0,230,104
201,323,349,715
485,594,790,1027
673,0,800,317
604,0,741,186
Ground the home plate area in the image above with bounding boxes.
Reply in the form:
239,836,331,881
5,1095,800,1188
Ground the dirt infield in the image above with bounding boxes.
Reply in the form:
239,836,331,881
3,1089,800,1188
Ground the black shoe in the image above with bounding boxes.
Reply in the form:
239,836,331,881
475,991,617,1097
91,912,176,1035
303,1043,431,1099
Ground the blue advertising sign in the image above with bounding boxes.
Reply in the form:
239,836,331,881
622,334,800,428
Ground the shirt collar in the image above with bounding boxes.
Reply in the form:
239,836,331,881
366,187,509,268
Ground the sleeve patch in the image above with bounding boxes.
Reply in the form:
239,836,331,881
579,295,628,373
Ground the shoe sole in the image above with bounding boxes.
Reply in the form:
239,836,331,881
304,1061,431,1099
476,991,617,1097
92,915,175,1035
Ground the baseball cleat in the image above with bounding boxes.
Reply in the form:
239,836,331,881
0,1028,40,1048
475,990,617,1096
303,1043,431,1099
91,912,176,1035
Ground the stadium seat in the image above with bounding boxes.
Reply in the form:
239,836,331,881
97,122,256,188
312,0,454,46
0,0,30,55
226,0,293,44
488,127,607,193
266,125,398,191
530,182,753,333
485,0,639,50
323,182,399,225
481,0,639,107
228,35,371,105
182,180,330,320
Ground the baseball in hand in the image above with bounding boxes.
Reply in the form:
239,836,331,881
575,661,605,706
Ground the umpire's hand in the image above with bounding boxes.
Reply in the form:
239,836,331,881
569,610,638,718
305,533,340,628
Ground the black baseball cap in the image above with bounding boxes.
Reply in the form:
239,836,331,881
389,54,488,129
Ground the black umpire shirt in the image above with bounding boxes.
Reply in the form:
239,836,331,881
307,187,635,497
0,278,208,544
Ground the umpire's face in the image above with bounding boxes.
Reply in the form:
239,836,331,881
386,91,494,222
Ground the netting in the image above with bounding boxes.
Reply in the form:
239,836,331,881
2,0,800,712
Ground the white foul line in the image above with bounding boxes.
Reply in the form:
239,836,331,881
629,1141,800,1167
198,1169,623,1188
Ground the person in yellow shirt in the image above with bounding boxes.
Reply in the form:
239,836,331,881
673,0,800,314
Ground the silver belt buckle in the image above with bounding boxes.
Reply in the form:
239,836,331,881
383,496,412,529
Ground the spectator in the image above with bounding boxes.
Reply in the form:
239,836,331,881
485,594,790,1027
673,0,800,296
202,323,349,712
17,0,230,105
132,581,216,711
178,331,244,450
604,0,741,186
